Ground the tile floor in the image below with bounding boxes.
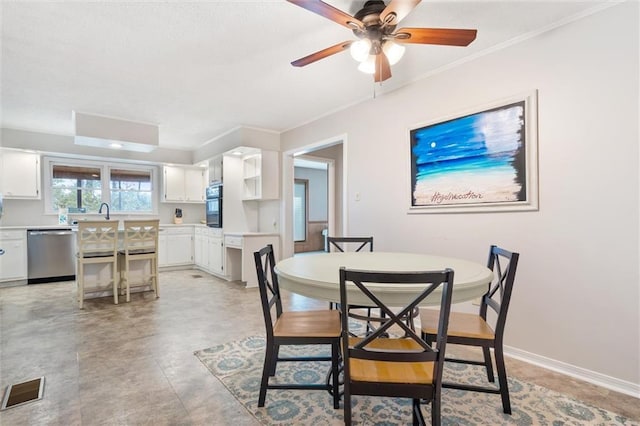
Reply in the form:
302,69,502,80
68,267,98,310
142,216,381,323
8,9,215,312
0,269,637,424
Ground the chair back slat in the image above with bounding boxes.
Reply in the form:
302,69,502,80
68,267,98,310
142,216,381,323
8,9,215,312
480,245,520,338
77,221,119,257
339,268,454,368
254,244,282,338
122,220,159,254
327,236,373,253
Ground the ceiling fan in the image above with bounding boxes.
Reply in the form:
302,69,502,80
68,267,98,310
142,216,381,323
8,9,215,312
287,0,477,82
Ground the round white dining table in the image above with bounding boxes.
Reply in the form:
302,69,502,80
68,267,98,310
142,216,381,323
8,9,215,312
274,252,493,307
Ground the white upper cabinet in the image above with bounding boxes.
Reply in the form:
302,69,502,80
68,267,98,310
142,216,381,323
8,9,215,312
242,150,279,200
0,150,41,199
209,155,223,183
163,165,208,203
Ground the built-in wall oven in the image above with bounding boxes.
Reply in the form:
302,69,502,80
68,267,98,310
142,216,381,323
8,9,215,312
206,183,222,228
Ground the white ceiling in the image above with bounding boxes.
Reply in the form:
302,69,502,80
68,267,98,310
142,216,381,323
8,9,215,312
1,1,610,151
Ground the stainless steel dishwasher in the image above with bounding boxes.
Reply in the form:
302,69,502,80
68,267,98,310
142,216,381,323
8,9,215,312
27,228,76,284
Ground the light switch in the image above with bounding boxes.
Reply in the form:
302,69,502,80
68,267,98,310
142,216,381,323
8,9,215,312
355,192,361,201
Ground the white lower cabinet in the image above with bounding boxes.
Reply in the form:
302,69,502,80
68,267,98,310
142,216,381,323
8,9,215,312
159,227,194,267
194,226,224,276
0,230,27,282
209,234,224,275
194,229,207,268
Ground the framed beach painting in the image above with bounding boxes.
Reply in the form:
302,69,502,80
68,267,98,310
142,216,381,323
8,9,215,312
409,90,538,213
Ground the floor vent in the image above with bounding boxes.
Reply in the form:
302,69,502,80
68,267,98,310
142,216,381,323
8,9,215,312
1,377,45,410
191,274,203,279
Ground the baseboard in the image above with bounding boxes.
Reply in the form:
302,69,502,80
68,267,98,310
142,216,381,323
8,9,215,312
504,345,640,398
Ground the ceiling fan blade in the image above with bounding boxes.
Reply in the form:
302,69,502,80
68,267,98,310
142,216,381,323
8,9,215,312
291,41,354,67
381,0,421,26
395,27,477,46
286,0,363,30
374,53,392,83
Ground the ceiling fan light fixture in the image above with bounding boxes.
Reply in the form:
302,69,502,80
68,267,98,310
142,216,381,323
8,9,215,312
357,55,377,74
382,40,406,65
350,39,371,62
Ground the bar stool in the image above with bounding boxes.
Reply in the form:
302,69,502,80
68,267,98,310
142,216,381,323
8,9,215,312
76,220,119,309
118,219,160,302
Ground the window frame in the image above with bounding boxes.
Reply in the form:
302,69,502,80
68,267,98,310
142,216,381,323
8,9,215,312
44,156,159,215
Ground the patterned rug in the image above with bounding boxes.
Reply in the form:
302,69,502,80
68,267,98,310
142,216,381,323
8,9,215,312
195,336,635,425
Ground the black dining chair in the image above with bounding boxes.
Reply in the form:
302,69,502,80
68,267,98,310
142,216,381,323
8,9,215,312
253,244,341,408
326,236,378,334
420,245,520,414
327,236,373,253
339,267,454,426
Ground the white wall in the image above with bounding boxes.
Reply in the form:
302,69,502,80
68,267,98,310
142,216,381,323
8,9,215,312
0,197,204,227
281,2,639,389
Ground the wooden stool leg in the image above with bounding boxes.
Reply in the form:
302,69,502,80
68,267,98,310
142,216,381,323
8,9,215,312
153,257,159,298
112,259,118,305
78,260,84,309
125,255,131,303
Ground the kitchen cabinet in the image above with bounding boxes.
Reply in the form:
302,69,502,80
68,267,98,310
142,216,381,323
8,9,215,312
209,156,223,183
242,150,279,200
162,166,208,203
158,226,194,267
0,230,28,282
208,233,224,274
194,226,224,276
194,227,207,268
0,150,41,199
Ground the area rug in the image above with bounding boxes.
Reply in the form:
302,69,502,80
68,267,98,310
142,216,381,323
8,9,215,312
195,336,636,425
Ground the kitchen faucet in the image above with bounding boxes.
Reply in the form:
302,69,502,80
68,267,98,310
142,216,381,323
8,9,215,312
98,203,110,220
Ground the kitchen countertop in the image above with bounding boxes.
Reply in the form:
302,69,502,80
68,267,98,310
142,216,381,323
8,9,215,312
224,231,280,237
0,223,201,231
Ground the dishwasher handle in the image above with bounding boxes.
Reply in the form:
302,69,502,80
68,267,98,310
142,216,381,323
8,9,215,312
28,230,74,237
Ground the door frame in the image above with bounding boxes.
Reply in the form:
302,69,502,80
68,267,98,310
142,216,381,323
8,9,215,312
281,135,347,259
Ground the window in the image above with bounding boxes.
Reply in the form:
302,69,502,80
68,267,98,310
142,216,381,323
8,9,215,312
109,168,152,212
51,165,102,212
45,157,157,215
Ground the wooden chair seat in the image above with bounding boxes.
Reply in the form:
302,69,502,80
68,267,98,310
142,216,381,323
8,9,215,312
274,310,341,338
347,337,435,384
421,309,495,340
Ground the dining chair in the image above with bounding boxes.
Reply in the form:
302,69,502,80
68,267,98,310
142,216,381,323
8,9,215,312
254,244,341,409
118,219,160,302
420,245,520,414
339,267,454,426
326,236,377,333
326,236,373,253
76,220,119,309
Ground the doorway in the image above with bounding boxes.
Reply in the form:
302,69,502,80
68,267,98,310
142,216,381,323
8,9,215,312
293,159,328,254
281,139,345,259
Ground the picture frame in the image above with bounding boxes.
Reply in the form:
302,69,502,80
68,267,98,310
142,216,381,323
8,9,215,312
408,90,538,213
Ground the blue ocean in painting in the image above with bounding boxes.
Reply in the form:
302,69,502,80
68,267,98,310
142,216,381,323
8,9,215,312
411,102,526,206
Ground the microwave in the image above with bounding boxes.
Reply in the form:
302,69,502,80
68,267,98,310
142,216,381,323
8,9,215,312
205,183,222,228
